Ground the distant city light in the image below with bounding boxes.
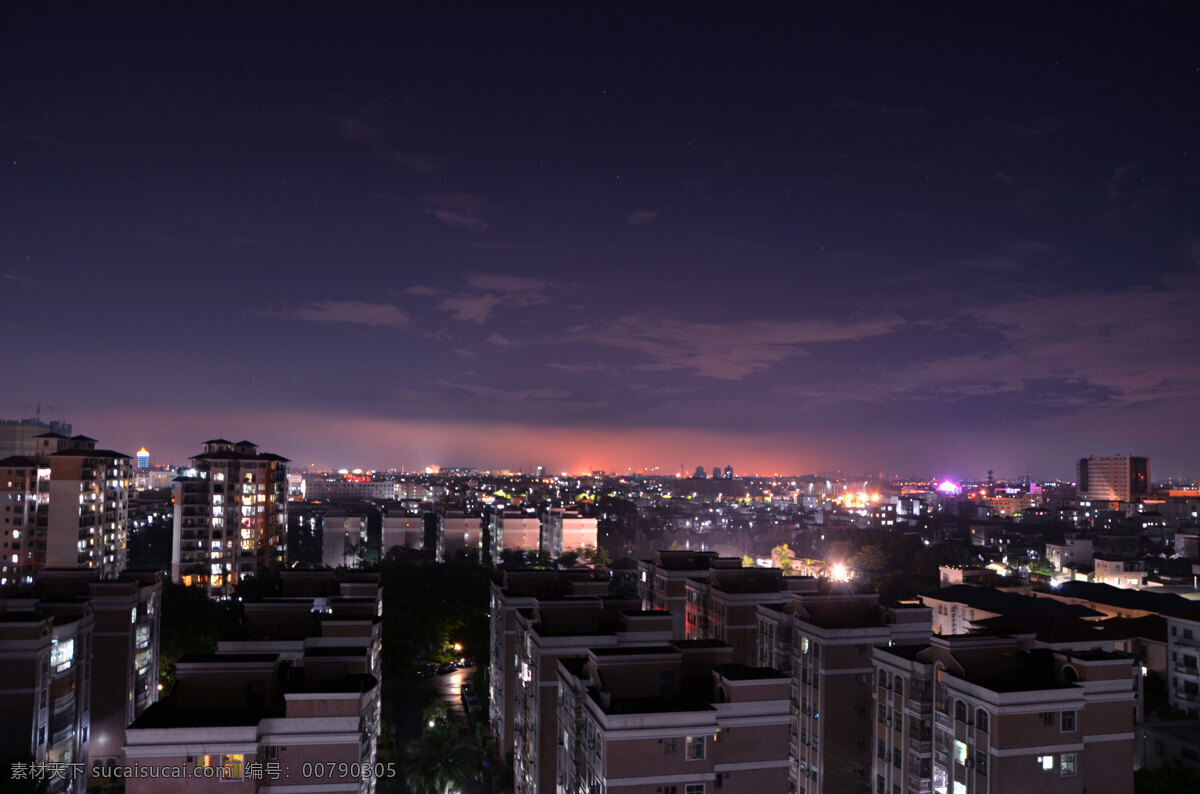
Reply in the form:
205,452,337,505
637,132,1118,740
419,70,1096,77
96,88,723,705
830,563,850,582
937,480,961,496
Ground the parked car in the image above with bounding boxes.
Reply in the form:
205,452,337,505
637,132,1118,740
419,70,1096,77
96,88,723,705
436,662,456,675
417,663,437,678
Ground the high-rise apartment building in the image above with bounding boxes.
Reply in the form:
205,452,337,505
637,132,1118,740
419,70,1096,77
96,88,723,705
171,440,288,594
2,432,131,583
1076,456,1150,503
770,595,932,794
0,599,94,794
872,633,1137,794
556,646,792,794
44,437,131,577
1,454,39,586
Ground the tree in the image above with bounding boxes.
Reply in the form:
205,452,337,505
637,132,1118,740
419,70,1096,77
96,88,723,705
771,544,796,576
853,545,888,578
404,721,482,794
583,546,613,568
1135,760,1200,794
741,555,755,568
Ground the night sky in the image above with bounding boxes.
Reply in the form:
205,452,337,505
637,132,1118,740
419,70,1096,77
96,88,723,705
4,3,1200,479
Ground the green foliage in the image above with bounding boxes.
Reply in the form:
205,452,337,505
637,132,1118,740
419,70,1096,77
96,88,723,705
377,558,497,677
583,545,613,568
158,580,235,690
771,543,796,575
1135,761,1200,794
404,720,482,794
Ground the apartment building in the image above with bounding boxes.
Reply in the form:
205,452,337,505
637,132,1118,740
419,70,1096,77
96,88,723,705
489,570,613,754
684,567,816,665
35,570,163,774
122,650,380,793
172,440,288,594
786,595,932,794
636,550,739,640
510,596,672,794
3,432,134,580
920,586,1101,636
555,645,791,794
0,570,163,786
872,634,1138,794
539,507,598,559
1045,537,1094,572
322,508,368,568
1166,616,1200,717
1093,556,1148,589
1,454,38,586
0,599,94,794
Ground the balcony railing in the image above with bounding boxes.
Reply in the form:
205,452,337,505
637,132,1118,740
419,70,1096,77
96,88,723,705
908,773,932,793
909,736,932,754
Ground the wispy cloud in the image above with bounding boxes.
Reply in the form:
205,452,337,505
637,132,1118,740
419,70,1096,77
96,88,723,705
405,285,446,297
266,300,410,328
2,272,35,284
424,193,489,231
437,380,571,401
868,274,1200,410
589,316,904,379
431,273,552,323
627,209,658,226
338,116,438,175
438,294,504,323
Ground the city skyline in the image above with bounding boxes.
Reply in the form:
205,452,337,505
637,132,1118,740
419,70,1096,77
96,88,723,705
3,4,1200,478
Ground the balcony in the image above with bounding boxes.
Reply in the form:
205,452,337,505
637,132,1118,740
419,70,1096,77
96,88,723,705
909,699,932,715
934,711,950,727
908,773,932,793
909,735,932,754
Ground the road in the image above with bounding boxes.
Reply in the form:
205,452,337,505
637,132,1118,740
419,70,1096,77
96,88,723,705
425,665,491,794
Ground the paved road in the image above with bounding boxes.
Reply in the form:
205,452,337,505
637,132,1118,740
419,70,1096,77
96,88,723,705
380,665,492,794
425,666,492,794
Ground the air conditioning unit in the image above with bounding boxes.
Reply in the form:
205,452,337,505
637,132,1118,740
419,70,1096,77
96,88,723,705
966,759,974,769
885,719,892,727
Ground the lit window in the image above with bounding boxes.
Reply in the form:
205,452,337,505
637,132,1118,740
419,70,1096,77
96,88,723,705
686,735,706,760
1060,753,1076,777
222,754,243,779
954,740,967,765
1038,755,1054,771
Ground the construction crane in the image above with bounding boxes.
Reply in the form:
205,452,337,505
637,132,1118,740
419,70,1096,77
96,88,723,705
0,401,55,420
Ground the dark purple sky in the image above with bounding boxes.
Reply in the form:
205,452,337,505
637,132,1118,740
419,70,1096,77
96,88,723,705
3,3,1200,479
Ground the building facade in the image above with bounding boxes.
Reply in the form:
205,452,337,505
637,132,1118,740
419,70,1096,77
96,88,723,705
172,440,288,594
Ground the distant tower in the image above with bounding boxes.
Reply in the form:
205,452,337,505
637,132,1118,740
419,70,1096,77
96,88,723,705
694,466,707,479
724,465,734,479
136,447,150,469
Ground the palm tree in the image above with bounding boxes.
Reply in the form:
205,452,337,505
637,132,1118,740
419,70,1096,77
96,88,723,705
404,721,482,794
771,544,796,576
800,558,827,578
